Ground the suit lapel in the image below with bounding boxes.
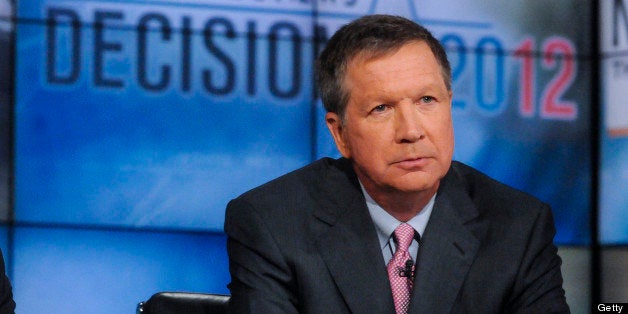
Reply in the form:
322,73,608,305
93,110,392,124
409,166,487,313
312,159,395,313
310,159,487,313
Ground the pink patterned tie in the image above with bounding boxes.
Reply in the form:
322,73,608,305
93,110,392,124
387,223,415,314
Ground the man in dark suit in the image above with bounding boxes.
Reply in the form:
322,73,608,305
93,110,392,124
225,15,569,313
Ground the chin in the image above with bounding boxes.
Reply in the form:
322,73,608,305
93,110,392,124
391,177,440,194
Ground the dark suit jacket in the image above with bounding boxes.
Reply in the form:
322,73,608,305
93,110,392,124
225,158,569,313
0,250,14,314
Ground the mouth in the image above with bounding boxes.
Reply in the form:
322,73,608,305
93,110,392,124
393,157,430,171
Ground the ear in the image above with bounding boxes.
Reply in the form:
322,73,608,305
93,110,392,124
325,112,351,158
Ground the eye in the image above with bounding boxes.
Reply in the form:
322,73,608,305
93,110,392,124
421,96,435,103
371,104,390,113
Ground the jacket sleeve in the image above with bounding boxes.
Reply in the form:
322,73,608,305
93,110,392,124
507,204,570,314
224,198,299,314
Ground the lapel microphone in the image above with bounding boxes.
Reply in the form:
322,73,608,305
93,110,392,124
398,259,414,278
398,231,419,279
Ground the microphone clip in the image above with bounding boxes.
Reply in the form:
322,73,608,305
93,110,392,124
397,259,414,278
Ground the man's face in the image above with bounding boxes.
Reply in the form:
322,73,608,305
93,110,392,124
326,41,454,200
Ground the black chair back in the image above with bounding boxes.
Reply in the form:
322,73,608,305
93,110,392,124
137,292,230,314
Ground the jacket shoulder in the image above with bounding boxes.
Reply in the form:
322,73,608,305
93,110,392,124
228,157,357,216
447,161,549,214
236,157,348,199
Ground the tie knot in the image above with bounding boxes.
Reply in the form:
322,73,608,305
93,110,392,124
393,223,415,251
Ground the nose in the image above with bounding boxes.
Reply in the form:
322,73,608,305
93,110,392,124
394,103,424,143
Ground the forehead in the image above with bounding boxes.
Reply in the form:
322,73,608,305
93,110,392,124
350,41,437,68
344,42,444,90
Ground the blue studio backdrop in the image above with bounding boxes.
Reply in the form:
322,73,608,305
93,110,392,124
0,0,611,312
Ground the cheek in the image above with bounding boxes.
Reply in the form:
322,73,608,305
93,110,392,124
444,126,455,158
432,120,455,154
345,129,387,159
441,119,454,142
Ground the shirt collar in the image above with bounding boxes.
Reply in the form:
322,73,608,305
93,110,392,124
360,182,436,251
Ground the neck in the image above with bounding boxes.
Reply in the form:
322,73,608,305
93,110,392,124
363,184,438,222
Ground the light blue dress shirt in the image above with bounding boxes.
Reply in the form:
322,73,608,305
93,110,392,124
360,183,436,266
